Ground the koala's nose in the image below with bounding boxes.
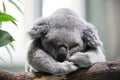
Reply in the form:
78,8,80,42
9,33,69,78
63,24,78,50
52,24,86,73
56,45,68,62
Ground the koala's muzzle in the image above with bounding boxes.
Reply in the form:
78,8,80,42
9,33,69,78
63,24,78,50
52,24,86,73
56,45,68,62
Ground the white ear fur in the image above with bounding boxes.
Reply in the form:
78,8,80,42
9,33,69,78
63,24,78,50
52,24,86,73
28,24,48,39
82,23,103,48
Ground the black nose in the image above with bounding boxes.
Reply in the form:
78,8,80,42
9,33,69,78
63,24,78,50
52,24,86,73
56,45,68,62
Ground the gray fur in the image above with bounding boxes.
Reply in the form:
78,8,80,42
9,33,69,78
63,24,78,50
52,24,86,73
27,8,106,75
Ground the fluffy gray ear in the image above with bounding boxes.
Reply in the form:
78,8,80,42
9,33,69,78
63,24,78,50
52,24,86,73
28,23,49,39
82,23,103,48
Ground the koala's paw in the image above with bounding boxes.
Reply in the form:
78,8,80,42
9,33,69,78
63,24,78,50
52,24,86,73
69,52,92,68
57,61,78,75
63,61,78,71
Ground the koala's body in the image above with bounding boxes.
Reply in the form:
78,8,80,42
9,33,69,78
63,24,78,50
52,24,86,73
27,8,106,75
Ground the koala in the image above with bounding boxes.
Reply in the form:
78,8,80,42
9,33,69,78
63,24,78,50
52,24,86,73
27,8,106,75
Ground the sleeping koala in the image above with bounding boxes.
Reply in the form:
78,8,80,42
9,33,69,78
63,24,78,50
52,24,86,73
27,8,106,75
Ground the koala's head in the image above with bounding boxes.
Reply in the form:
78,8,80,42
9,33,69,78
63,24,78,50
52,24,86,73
29,8,86,62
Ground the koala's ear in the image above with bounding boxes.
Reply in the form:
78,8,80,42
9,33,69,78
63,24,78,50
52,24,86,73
82,23,103,48
28,23,49,39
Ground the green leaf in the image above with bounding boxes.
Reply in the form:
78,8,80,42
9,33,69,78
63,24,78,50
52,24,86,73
0,13,16,22
8,0,24,15
0,30,14,47
12,21,17,26
2,2,6,13
9,43,15,50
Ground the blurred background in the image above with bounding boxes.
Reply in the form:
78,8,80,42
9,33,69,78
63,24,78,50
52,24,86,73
0,0,120,72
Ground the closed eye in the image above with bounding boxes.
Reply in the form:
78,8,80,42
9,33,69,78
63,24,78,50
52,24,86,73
69,42,79,50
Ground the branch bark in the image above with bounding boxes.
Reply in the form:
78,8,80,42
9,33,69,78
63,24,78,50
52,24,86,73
0,60,120,80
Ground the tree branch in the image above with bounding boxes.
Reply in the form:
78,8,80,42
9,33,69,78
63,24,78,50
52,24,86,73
0,60,120,80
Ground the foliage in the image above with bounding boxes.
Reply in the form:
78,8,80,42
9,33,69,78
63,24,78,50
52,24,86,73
0,13,16,22
0,0,23,63
0,30,14,47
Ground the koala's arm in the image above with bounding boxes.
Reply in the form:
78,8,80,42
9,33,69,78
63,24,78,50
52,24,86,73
27,40,77,75
69,24,106,68
69,47,105,67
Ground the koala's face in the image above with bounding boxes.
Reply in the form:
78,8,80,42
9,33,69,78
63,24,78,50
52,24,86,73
41,28,84,62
